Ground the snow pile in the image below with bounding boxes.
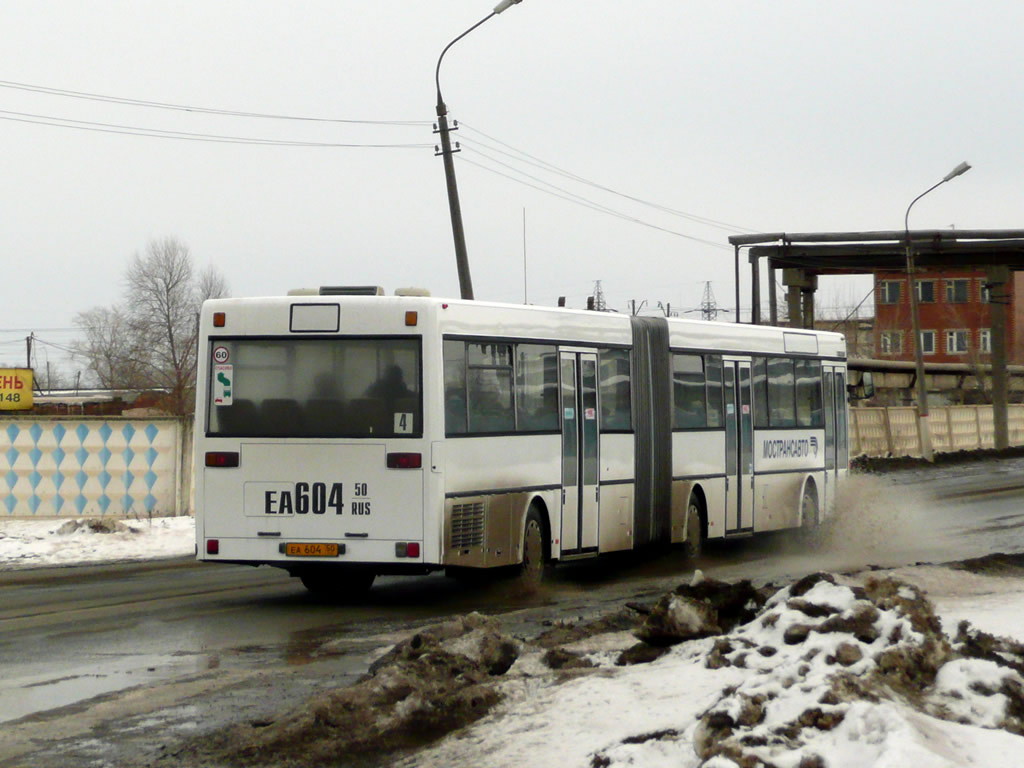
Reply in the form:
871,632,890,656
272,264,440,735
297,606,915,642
0,516,194,570
405,573,1024,768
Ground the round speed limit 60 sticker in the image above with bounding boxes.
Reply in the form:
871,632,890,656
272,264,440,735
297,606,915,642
212,346,230,364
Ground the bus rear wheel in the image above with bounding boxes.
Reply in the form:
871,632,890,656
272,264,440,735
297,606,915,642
682,492,706,560
517,507,547,593
800,484,820,530
298,567,375,596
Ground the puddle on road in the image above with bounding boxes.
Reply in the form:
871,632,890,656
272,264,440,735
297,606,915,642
0,652,213,724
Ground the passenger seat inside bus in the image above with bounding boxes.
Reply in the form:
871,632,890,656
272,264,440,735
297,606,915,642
305,398,346,436
218,399,258,435
261,399,303,436
346,398,388,435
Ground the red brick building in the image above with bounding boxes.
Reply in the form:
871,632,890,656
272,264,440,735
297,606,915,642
873,268,1024,364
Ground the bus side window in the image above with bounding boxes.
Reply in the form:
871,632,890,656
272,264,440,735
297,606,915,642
598,348,631,431
443,340,468,434
795,359,823,427
705,355,723,427
672,353,706,429
766,357,796,427
752,358,768,428
515,344,558,431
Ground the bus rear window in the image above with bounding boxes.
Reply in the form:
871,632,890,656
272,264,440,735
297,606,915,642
207,337,421,438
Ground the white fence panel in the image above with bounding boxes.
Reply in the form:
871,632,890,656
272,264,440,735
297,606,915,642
0,417,187,517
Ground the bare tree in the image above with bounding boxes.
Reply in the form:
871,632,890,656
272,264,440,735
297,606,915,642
72,306,149,389
74,237,229,414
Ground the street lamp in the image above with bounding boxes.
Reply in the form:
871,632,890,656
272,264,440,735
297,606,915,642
435,0,523,300
904,160,971,460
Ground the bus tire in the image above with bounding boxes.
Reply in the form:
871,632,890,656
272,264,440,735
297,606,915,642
517,506,547,593
682,491,706,560
298,567,375,596
800,482,819,530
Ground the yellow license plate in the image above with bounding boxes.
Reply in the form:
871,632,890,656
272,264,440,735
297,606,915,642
284,542,339,557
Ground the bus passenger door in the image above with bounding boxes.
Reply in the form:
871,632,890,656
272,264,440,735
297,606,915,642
822,366,849,512
823,369,837,508
560,351,600,555
724,361,754,534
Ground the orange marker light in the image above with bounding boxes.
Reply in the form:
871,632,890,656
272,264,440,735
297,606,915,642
213,312,226,327
405,311,418,327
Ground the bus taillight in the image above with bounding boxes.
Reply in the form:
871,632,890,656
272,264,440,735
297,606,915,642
386,452,422,469
206,539,220,555
205,451,239,468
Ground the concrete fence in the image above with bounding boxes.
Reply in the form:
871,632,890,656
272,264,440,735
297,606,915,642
850,405,1024,458
0,416,193,517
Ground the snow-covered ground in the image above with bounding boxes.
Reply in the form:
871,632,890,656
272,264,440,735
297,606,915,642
0,515,194,570
3,516,1024,767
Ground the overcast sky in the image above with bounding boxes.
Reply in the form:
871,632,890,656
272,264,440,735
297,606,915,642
2,1,1020,376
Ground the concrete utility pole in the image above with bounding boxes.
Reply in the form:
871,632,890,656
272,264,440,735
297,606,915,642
904,161,971,461
434,0,524,300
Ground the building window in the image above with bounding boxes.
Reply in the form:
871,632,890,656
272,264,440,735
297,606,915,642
878,280,901,304
879,331,902,355
915,280,935,303
979,329,991,354
945,329,969,354
979,280,991,303
920,330,936,355
946,279,969,304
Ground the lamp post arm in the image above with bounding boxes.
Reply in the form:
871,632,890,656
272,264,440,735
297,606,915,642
435,12,498,106
904,179,947,239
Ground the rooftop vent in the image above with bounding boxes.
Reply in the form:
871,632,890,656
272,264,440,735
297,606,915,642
395,287,431,297
318,286,384,296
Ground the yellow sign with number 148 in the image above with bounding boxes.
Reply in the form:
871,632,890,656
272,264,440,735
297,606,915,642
0,369,33,411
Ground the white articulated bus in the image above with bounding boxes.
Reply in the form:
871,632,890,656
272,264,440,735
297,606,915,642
195,289,848,594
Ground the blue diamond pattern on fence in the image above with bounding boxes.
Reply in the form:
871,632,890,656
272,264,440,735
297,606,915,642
2,419,175,517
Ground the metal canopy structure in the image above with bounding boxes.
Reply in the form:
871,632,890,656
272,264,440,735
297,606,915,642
728,229,1024,452
729,229,1024,326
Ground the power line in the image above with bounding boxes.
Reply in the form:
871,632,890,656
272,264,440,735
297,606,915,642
457,151,730,250
0,79,429,126
458,122,760,234
0,109,432,148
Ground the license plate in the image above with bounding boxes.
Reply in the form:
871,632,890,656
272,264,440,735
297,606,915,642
284,542,339,557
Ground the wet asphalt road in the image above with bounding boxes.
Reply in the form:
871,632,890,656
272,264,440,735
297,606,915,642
1,457,1023,766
